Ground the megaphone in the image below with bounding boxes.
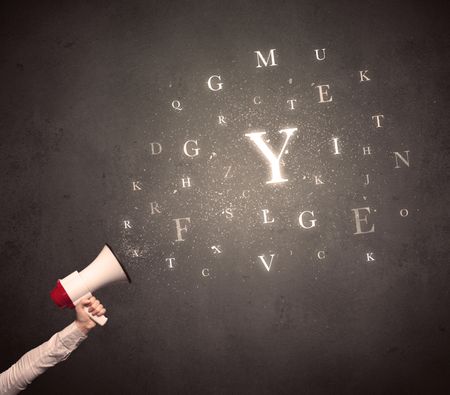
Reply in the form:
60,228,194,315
50,244,131,326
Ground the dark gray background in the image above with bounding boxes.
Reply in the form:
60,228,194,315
0,1,449,394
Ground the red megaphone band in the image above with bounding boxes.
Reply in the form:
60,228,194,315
50,280,75,309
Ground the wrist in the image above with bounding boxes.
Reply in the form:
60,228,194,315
75,319,96,334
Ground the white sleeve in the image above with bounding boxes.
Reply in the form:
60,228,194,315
0,322,88,395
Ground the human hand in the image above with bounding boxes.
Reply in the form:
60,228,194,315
75,296,106,334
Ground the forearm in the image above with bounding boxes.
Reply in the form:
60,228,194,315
0,322,87,395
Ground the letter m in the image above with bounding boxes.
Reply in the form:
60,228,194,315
255,49,277,68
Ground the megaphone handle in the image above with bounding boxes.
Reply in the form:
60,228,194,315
73,293,108,326
84,306,108,326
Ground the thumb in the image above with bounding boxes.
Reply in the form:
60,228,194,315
79,296,94,307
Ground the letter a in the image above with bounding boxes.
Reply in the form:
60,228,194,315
245,128,297,184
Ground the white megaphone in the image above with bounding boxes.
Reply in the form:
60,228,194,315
50,244,131,326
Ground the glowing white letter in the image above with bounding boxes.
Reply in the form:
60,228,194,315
299,211,317,229
352,207,375,235
255,49,277,68
207,75,223,91
150,142,162,155
183,140,200,157
245,127,297,184
314,48,326,61
262,209,275,224
258,254,275,272
393,151,410,168
174,217,191,241
316,84,333,103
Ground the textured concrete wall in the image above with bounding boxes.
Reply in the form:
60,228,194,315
0,1,449,393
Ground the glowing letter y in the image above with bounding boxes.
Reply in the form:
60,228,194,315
245,128,296,184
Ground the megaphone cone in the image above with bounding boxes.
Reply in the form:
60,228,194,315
79,244,131,292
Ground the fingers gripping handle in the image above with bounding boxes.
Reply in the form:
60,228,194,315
74,292,108,326
84,305,108,326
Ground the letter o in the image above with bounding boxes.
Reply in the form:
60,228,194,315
400,208,409,217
